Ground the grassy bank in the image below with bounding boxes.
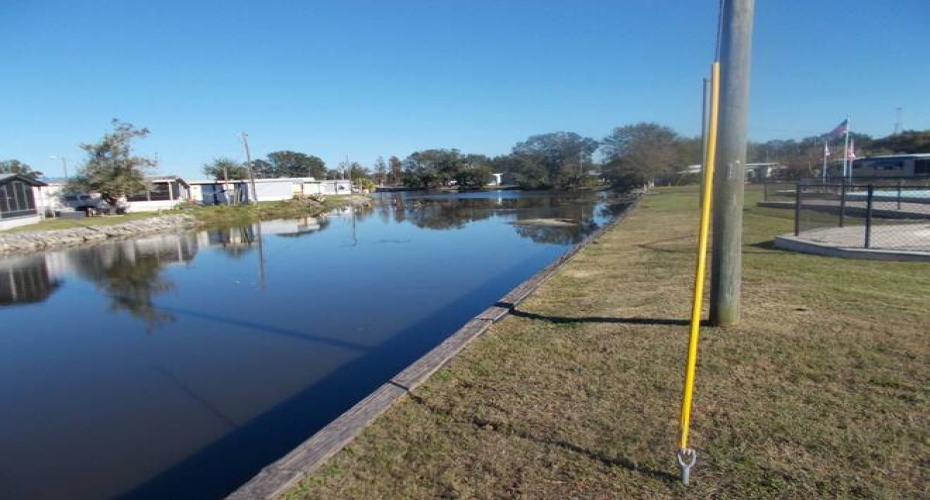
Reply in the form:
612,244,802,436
3,196,367,233
184,196,363,228
287,186,928,499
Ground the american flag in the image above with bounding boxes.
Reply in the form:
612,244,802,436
829,119,848,138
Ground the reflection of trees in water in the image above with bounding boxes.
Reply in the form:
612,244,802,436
599,199,634,220
72,235,197,331
512,221,598,245
405,200,486,230
371,192,618,243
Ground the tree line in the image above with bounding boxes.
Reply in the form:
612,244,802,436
4,120,928,206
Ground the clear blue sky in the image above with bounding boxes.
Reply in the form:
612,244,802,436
2,0,928,180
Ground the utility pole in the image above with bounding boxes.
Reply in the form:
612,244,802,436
346,155,352,188
50,156,68,180
709,0,755,327
222,162,231,205
894,107,902,135
241,132,259,204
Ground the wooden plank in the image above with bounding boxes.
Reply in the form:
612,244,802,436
225,467,304,500
391,319,491,390
227,384,406,499
476,304,511,322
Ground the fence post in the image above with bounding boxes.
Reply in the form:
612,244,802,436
865,184,874,249
794,182,801,236
839,181,847,228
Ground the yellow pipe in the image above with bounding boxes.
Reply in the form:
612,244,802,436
679,61,720,451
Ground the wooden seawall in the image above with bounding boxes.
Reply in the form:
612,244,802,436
228,195,641,499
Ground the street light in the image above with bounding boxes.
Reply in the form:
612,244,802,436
49,155,68,180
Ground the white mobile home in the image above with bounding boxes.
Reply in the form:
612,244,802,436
0,174,47,230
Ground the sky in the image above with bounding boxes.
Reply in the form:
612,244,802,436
2,0,928,180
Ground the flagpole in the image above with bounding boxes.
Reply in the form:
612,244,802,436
843,114,851,181
822,140,828,182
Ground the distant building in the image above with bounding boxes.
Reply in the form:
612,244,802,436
297,179,352,196
190,177,353,204
124,176,192,212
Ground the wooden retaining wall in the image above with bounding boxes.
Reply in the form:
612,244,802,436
227,195,642,499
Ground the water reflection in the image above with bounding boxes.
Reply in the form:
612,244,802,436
71,234,198,330
511,220,598,245
207,225,258,258
0,193,628,322
372,190,619,244
0,191,630,499
0,254,62,305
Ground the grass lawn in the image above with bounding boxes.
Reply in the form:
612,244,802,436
287,185,929,499
3,211,162,232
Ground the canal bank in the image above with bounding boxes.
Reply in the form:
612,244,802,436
281,186,929,499
228,193,641,499
0,195,371,257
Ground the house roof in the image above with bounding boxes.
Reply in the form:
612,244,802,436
148,175,190,187
0,174,48,187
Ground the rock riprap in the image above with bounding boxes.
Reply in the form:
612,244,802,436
0,214,200,256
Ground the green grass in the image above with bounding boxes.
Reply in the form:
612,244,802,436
3,211,162,232
286,185,929,499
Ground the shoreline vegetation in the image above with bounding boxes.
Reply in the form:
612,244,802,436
0,195,372,256
282,185,928,499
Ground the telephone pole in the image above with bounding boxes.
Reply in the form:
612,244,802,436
710,0,755,326
241,132,259,204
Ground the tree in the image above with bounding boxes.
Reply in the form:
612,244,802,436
250,159,274,178
674,137,703,169
388,156,403,185
601,123,680,189
0,159,43,180
266,151,326,178
203,157,249,180
70,119,157,205
511,132,598,189
870,130,930,154
402,149,467,189
338,160,369,181
373,156,388,185
454,164,493,188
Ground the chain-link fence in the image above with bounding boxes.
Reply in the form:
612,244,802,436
762,181,797,203
791,178,930,252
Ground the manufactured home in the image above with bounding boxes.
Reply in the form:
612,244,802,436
0,174,47,230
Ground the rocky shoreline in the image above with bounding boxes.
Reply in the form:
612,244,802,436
0,214,202,256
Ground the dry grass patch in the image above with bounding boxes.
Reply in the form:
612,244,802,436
288,186,928,499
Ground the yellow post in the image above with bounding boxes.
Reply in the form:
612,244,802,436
677,61,720,485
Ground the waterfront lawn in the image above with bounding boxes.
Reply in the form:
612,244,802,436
4,211,160,232
185,198,326,227
288,185,929,499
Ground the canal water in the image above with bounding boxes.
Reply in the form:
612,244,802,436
0,191,622,499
